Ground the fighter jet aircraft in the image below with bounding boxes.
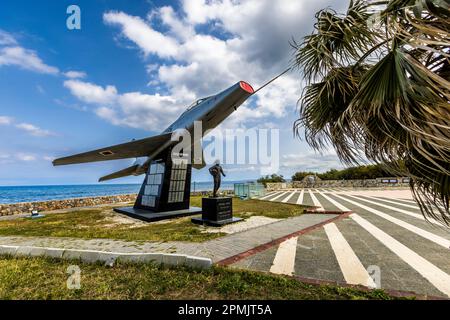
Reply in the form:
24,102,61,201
52,81,255,181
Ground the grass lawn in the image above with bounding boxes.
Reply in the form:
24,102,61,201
191,196,307,219
0,196,308,242
0,255,398,300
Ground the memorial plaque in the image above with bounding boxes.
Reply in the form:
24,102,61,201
191,197,242,227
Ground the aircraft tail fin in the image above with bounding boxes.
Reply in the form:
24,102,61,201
98,164,140,182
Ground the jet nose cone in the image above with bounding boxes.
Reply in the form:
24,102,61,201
239,81,254,94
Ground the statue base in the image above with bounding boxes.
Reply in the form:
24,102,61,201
191,197,242,227
114,206,202,223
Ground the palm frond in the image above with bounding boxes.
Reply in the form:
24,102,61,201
293,0,450,223
292,0,378,81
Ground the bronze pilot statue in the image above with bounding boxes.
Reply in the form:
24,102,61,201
192,160,241,226
209,161,226,197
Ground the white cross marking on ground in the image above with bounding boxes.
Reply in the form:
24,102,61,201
270,191,290,202
270,236,298,275
316,190,350,211
282,191,297,203
324,223,376,288
308,189,324,211
333,194,450,248
350,213,450,298
347,195,443,227
397,199,416,203
366,196,419,209
259,191,280,200
296,189,304,205
375,195,448,211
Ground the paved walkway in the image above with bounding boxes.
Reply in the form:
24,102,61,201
0,213,337,263
235,188,450,298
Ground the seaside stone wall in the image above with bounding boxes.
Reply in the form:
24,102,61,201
0,190,235,216
266,182,292,190
266,177,410,191
0,194,138,216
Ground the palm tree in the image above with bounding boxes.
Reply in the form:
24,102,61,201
292,0,450,223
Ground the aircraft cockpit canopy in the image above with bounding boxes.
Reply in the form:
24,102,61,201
185,96,211,112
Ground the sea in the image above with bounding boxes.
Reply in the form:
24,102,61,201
0,181,240,204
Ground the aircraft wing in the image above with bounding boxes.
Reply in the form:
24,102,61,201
53,132,173,166
98,164,139,182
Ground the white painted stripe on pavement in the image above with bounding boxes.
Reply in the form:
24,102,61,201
347,195,443,226
308,189,324,211
296,189,304,205
367,196,419,209
333,194,450,248
270,191,290,202
324,223,376,288
259,191,280,200
397,199,416,203
390,197,448,211
350,213,450,298
270,237,298,275
393,198,447,211
316,190,350,211
282,191,297,203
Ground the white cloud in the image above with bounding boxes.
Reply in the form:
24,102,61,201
0,153,12,164
155,6,194,41
103,11,179,58
0,29,61,77
15,123,54,137
0,46,59,74
1,116,54,137
63,70,87,79
95,1,347,129
65,79,187,131
64,80,118,105
281,149,344,172
16,153,37,161
0,29,17,46
65,0,347,133
0,116,13,125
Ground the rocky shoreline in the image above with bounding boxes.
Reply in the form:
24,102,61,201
0,194,137,216
0,190,234,216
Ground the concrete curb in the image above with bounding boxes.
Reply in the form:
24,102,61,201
0,245,212,269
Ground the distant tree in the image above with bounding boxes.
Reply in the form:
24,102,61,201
317,169,339,180
257,174,286,187
291,171,314,181
292,164,392,181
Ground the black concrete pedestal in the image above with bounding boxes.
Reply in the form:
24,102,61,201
114,206,202,222
191,197,242,227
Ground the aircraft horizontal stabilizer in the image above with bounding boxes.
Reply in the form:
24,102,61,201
98,164,139,182
53,133,173,166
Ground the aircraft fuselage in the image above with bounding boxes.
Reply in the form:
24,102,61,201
134,81,254,174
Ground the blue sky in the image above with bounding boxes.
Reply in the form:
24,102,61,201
0,0,348,186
